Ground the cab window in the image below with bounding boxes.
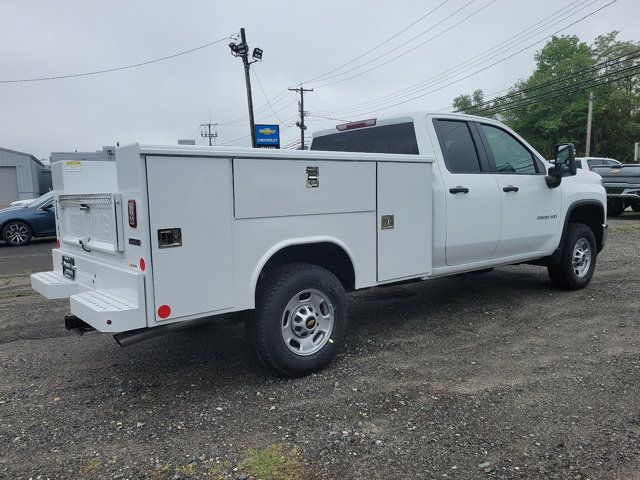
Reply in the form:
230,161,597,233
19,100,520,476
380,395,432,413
479,124,537,174
433,120,482,173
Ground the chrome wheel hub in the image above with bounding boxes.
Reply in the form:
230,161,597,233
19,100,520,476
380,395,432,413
281,289,334,356
572,238,591,278
5,224,29,245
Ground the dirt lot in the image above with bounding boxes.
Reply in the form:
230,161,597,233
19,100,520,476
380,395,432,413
1,214,640,480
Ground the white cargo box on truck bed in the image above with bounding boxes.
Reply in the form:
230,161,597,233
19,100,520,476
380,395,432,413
33,145,434,336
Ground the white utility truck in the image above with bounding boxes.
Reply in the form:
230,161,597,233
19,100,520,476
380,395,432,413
32,112,607,377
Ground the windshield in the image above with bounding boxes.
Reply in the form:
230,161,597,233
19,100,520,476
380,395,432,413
28,191,54,207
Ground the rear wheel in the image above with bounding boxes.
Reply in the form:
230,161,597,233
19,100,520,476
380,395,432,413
2,221,32,246
547,223,596,290
631,201,640,213
247,263,347,377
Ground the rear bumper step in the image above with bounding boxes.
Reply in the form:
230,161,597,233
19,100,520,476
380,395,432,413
70,290,139,333
31,271,79,299
31,270,144,333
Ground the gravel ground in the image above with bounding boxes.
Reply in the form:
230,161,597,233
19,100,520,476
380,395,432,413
1,214,639,480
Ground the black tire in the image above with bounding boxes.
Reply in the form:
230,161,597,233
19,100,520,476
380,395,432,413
632,202,640,213
547,223,597,290
247,263,347,378
1,221,32,246
607,199,625,217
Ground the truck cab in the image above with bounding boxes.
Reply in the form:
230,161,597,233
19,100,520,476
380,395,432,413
311,112,607,271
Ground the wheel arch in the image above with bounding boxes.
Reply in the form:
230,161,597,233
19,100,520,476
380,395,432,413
1,218,34,234
561,200,606,252
251,237,357,301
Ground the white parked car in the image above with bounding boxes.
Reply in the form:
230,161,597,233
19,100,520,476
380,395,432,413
575,156,622,171
31,112,607,377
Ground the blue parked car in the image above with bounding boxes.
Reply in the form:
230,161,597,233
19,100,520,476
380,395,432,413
0,192,56,246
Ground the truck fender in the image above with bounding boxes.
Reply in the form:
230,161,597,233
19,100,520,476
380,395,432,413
551,199,606,264
249,236,357,301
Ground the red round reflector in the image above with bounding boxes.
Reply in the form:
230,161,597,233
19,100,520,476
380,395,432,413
139,258,146,272
158,305,171,319
56,238,61,249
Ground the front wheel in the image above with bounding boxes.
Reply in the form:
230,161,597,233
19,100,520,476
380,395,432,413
632,202,640,213
2,221,32,246
547,223,597,290
247,263,347,377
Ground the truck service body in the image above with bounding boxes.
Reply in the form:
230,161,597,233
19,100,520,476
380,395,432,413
31,112,607,376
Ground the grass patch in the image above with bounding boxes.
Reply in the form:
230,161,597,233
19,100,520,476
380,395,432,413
177,463,196,476
207,459,231,478
80,458,101,476
239,444,303,480
0,290,35,299
609,224,640,233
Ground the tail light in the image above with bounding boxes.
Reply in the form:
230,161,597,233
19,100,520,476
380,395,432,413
128,200,137,228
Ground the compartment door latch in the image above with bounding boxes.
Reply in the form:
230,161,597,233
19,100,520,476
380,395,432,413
158,228,182,248
381,215,394,230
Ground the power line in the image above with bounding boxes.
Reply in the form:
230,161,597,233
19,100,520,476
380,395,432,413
312,0,494,88
252,68,283,123
0,35,234,84
299,0,451,85
217,89,292,126
307,0,618,120
460,48,640,113
311,0,497,89
312,0,591,114
470,64,640,115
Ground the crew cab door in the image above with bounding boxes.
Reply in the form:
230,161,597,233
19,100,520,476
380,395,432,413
432,119,501,266
475,122,561,257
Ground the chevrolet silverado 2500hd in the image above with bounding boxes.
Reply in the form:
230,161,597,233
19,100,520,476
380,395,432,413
32,112,607,377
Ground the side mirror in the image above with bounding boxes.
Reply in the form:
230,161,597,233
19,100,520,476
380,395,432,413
546,143,576,188
554,143,577,176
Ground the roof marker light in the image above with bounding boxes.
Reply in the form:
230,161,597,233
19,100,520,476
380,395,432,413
336,118,377,131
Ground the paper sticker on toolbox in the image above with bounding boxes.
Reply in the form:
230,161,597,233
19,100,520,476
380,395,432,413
66,161,82,172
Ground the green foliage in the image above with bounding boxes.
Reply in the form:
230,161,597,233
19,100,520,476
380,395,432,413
453,89,488,115
453,32,640,161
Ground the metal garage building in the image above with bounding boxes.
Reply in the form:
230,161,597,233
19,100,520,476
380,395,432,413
0,147,50,207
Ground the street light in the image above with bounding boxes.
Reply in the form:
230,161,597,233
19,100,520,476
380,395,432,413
228,28,263,147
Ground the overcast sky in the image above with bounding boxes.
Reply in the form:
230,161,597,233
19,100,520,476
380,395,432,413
0,0,637,159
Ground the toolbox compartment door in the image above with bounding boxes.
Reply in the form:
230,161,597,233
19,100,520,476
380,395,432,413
146,156,234,322
377,162,432,282
57,193,125,254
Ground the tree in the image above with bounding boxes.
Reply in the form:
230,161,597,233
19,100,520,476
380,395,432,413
452,32,640,161
453,89,486,113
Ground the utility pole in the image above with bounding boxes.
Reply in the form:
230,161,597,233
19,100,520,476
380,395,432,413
289,86,314,150
229,28,263,147
585,91,594,157
635,142,639,163
200,123,218,146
